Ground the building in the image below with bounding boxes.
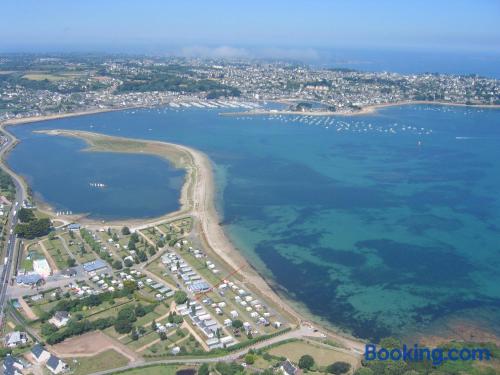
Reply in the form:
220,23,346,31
188,280,211,293
3,355,25,375
4,331,28,348
46,355,67,374
82,259,108,273
61,268,77,278
31,344,51,363
67,223,80,231
49,311,70,328
33,258,52,277
280,360,301,375
16,273,42,286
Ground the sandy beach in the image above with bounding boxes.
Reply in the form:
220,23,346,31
33,129,366,352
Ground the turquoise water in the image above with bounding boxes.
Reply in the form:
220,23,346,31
7,105,500,341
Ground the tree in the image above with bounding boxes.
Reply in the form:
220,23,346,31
130,329,139,341
245,353,255,365
128,239,136,251
326,362,351,375
135,304,146,317
298,355,315,370
231,319,243,329
151,320,157,331
137,251,148,262
112,260,123,270
66,258,76,267
198,363,209,375
124,258,134,267
117,306,136,322
18,208,35,223
121,226,131,235
41,322,58,336
123,280,138,293
174,290,188,304
114,319,133,334
15,218,52,239
380,337,402,349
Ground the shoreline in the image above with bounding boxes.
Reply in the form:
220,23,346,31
220,100,500,117
3,99,500,129
2,102,496,348
34,129,366,352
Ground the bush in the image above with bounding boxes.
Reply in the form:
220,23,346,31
245,353,255,365
353,369,374,375
174,290,188,304
121,226,131,235
298,354,315,370
198,363,209,375
231,319,243,329
114,319,133,334
326,362,351,375
135,304,147,317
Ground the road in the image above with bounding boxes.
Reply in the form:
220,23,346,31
0,125,27,327
89,324,333,375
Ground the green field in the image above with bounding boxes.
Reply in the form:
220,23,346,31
44,238,70,269
70,349,130,375
110,364,181,375
22,73,68,81
268,340,359,368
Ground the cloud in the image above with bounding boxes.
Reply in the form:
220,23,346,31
256,47,320,61
178,45,250,59
176,45,321,61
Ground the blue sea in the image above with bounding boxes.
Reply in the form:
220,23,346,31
7,104,500,341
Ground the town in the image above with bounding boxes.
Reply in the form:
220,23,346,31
0,54,499,121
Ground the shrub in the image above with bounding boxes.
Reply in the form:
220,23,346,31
298,354,315,370
326,362,351,375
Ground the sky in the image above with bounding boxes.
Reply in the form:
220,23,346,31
1,0,499,56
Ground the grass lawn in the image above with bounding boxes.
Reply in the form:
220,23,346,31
110,364,181,375
22,73,68,81
21,258,33,271
69,349,130,375
44,238,69,269
60,232,95,263
87,300,135,321
268,340,359,368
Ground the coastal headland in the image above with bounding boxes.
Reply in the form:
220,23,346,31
33,129,367,353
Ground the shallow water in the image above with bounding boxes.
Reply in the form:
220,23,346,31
8,104,500,340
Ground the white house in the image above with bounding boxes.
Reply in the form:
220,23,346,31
31,344,51,363
46,355,67,374
49,311,70,328
4,331,28,348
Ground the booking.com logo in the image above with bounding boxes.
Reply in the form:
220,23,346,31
365,344,491,366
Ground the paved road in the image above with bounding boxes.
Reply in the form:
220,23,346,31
89,325,336,375
0,125,27,326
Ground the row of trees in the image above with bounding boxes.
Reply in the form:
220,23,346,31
46,317,114,344
15,208,52,239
